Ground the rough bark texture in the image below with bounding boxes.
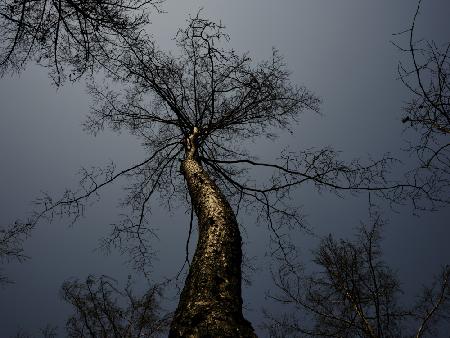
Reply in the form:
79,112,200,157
169,128,256,337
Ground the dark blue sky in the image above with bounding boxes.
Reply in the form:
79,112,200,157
1,1,449,336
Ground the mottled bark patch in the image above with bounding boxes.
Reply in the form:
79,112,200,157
169,142,256,337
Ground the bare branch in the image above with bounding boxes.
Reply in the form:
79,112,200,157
0,0,164,84
61,275,171,337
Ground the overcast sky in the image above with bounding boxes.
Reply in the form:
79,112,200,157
1,1,450,336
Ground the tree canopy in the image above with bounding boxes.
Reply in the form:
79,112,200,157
0,0,162,83
265,216,450,337
0,1,449,336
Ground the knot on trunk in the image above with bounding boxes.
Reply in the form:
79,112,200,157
184,126,201,160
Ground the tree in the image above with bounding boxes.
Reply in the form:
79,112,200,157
265,216,450,337
0,0,163,84
395,0,450,209
61,275,170,337
8,275,169,337
2,11,436,337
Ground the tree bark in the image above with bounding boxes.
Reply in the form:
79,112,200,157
169,128,256,337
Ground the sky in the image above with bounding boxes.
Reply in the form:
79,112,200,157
1,0,450,336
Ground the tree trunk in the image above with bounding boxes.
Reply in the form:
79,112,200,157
169,128,256,337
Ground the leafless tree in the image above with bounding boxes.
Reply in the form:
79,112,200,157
395,0,450,209
0,0,163,84
265,217,450,337
61,275,170,337
2,12,439,336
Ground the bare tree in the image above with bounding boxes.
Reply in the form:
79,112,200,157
10,276,169,337
0,0,163,84
395,0,450,209
265,217,450,337
2,12,438,336
61,275,170,337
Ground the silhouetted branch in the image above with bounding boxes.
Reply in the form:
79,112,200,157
61,275,171,337
414,265,450,337
0,218,31,285
394,0,450,209
265,216,450,337
0,0,163,84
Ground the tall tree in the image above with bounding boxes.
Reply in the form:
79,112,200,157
2,13,436,336
265,216,450,337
